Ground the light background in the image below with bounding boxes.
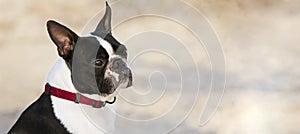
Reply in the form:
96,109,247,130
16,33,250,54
0,0,299,133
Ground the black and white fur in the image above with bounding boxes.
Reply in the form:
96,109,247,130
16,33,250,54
9,2,132,134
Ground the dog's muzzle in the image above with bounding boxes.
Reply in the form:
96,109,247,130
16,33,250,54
104,56,132,93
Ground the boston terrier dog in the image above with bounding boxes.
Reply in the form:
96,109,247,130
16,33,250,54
9,2,132,134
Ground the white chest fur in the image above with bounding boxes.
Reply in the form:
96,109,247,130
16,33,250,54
47,58,116,134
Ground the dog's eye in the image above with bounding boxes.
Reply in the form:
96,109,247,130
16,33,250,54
94,59,104,67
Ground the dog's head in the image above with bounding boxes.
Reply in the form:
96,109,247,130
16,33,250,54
46,2,132,97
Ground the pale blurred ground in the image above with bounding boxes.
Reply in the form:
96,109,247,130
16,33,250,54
1,0,300,134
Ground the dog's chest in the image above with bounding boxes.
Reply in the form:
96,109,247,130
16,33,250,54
51,96,116,134
47,58,116,134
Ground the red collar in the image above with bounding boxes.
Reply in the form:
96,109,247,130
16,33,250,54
44,83,116,108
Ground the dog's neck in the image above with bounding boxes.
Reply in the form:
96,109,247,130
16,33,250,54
47,58,76,95
46,58,116,134
47,58,113,101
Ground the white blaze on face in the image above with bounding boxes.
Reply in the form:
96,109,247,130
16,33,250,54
90,35,114,59
82,34,114,58
107,70,120,82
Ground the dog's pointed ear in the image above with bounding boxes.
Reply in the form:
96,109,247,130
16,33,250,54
47,20,78,59
91,2,112,37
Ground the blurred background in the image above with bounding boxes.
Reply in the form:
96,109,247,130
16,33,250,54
0,0,299,133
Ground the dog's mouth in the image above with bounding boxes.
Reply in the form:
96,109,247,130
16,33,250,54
100,67,133,94
100,93,109,97
100,77,117,95
99,93,115,102
98,89,117,102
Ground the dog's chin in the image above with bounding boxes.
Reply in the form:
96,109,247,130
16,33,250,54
99,91,116,101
